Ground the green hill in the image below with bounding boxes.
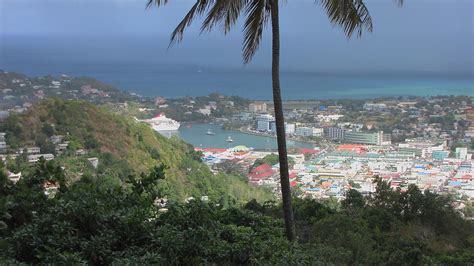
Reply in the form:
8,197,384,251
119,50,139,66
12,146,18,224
0,99,272,203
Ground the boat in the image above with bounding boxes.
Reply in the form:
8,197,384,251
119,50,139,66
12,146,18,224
206,129,216,135
226,136,234,143
138,113,180,131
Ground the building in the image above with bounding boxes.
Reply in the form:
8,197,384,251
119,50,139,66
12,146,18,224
197,107,211,116
27,154,54,163
325,127,345,140
256,114,275,132
363,103,387,111
295,127,313,137
21,147,41,154
270,122,297,134
248,164,274,186
285,123,296,135
432,150,449,161
344,131,384,145
154,96,166,105
312,127,324,137
455,147,469,160
249,102,267,113
269,121,276,133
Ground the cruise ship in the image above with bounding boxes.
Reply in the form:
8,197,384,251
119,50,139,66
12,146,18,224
139,113,180,131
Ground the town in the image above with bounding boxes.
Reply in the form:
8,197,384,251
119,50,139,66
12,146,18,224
0,71,473,216
157,96,474,216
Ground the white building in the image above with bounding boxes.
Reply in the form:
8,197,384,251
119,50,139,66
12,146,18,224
257,114,275,132
285,123,296,135
27,154,54,163
295,127,313,137
197,107,211,116
455,147,469,160
363,103,387,111
312,127,324,137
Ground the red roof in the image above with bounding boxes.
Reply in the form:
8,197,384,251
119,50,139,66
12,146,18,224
290,181,298,187
289,171,297,179
337,144,366,153
252,164,272,173
202,148,227,153
461,174,472,180
249,164,273,180
249,170,273,180
300,148,318,155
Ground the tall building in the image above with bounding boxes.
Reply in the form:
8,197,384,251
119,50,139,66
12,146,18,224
249,102,267,113
325,127,345,140
256,114,275,132
344,131,384,145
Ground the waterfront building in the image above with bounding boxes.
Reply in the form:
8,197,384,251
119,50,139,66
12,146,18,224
285,123,296,135
344,131,384,145
325,127,345,140
249,102,267,113
256,114,275,132
269,121,276,133
295,127,313,137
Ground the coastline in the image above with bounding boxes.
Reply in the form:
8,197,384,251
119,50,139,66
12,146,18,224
234,127,319,146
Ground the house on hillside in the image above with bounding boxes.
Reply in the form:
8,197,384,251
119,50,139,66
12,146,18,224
27,154,54,163
248,164,274,186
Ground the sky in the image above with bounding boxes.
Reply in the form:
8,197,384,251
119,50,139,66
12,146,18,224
1,0,473,75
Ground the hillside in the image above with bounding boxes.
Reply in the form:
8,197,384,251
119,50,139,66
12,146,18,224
0,70,139,112
0,99,272,203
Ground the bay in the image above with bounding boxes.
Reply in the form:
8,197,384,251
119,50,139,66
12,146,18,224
176,123,315,150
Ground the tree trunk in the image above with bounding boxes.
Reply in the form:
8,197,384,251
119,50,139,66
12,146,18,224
270,0,296,242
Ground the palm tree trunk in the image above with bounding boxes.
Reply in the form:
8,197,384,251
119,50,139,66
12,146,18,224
270,0,296,242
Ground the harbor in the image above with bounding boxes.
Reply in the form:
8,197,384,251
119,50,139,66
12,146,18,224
177,123,316,150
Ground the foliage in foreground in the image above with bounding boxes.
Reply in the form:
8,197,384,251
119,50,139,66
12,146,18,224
0,99,273,203
1,161,473,265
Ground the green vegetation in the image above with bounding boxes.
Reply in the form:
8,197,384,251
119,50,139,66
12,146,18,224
1,162,472,264
0,99,272,203
252,153,295,169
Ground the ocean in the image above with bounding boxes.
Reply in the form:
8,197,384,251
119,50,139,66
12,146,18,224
1,35,473,100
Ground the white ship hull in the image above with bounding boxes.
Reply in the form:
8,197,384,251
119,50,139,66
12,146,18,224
151,123,180,131
137,113,181,132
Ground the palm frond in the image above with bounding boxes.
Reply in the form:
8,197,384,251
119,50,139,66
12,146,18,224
201,0,249,34
318,0,373,38
145,0,170,9
167,0,216,45
242,0,270,64
394,0,404,7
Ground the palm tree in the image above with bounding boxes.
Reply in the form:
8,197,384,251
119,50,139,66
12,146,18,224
147,0,402,241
